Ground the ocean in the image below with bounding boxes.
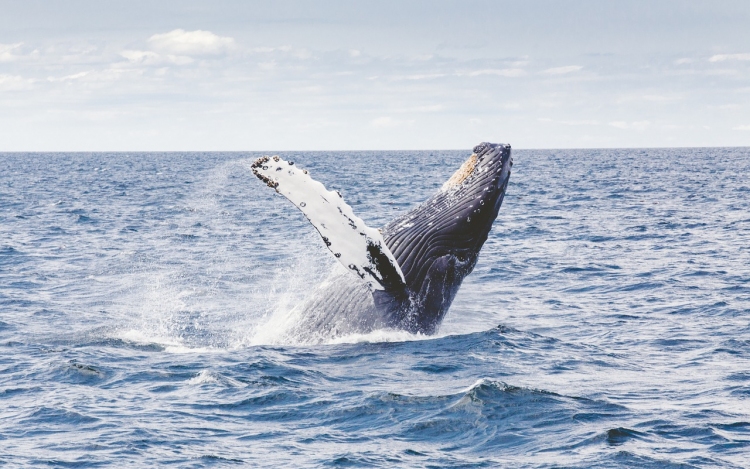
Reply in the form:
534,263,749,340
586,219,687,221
1,148,748,468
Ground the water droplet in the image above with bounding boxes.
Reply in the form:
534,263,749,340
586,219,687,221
300,202,306,207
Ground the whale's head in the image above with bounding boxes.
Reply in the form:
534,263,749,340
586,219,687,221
382,142,512,333
437,142,513,237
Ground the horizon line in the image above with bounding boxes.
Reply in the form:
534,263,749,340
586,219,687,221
1,145,749,153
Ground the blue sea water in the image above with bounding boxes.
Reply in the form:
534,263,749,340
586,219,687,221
1,148,749,468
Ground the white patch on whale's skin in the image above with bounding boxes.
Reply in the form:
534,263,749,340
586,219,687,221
441,152,478,191
251,155,405,292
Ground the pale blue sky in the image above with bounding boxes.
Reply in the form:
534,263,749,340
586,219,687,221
1,0,749,150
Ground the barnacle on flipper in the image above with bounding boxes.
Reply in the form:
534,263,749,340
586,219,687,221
251,156,279,188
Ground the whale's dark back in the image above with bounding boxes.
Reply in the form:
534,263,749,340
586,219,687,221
382,143,513,333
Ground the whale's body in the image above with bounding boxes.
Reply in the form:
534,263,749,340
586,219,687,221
253,142,512,341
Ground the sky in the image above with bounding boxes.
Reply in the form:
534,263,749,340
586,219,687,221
1,0,749,151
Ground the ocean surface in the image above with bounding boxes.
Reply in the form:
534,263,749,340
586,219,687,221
1,148,749,468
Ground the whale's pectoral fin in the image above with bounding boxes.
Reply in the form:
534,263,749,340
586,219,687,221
252,156,408,296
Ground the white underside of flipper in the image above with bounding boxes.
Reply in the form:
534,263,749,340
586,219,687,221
252,156,406,293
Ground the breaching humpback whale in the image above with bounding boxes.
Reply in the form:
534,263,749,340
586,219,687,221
252,142,512,341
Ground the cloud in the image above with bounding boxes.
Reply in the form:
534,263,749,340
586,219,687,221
390,73,446,81
0,42,24,62
640,94,680,102
248,45,313,59
674,58,693,65
44,67,144,85
147,29,235,56
121,50,160,63
370,117,414,128
411,104,443,112
703,68,740,76
609,120,651,131
252,45,292,54
560,119,599,126
709,53,750,62
291,48,312,59
463,68,525,77
389,104,443,113
47,71,91,82
0,74,33,90
120,49,193,65
537,117,599,125
733,124,750,131
616,94,683,103
543,65,583,75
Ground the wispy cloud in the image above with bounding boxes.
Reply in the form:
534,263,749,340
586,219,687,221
370,116,415,128
46,71,91,82
537,117,599,125
703,69,739,76
148,29,235,56
120,50,159,64
0,74,34,90
462,68,525,77
249,45,313,60
609,120,651,131
709,53,750,62
561,119,599,126
543,65,583,75
391,104,444,113
252,46,291,53
616,94,683,103
389,73,446,81
733,124,750,131
0,43,24,62
120,49,193,65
